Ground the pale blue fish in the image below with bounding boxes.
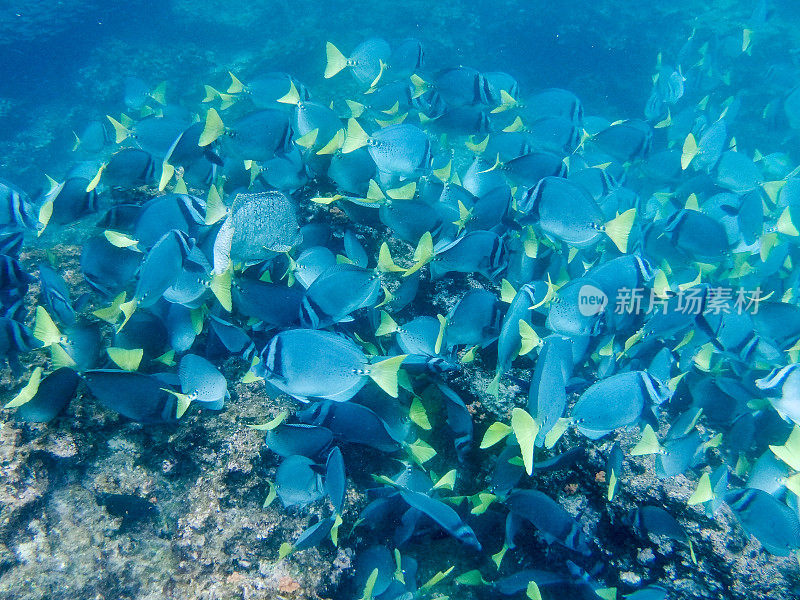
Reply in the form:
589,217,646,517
275,455,324,507
12,367,79,423
179,354,228,410
297,400,402,452
755,364,800,426
288,246,337,288
233,278,303,327
83,370,178,424
258,329,404,402
135,230,190,308
300,263,381,327
572,371,666,439
725,488,800,556
506,489,592,555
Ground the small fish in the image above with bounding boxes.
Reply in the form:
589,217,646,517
258,329,405,402
714,150,761,193
325,38,391,87
264,423,333,459
0,178,36,231
399,487,482,550
506,489,592,555
7,367,79,423
443,288,503,349
342,120,432,180
178,354,228,412
592,119,653,162
755,364,800,426
682,118,727,171
662,209,730,260
80,236,142,297
124,77,166,111
298,400,402,452
275,454,324,507
519,177,635,252
38,263,75,325
324,446,346,513
725,488,800,556
300,263,381,328
430,230,507,280
572,371,666,439
83,370,178,423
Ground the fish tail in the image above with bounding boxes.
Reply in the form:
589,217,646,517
375,310,399,336
210,268,233,312
341,118,369,153
605,208,636,253
149,81,167,105
324,42,348,79
199,108,224,146
106,115,131,144
367,355,406,397
776,206,799,236
681,133,698,170
227,72,244,94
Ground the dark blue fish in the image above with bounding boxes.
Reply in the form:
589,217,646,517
506,489,592,555
399,488,482,550
298,400,402,452
38,263,75,325
83,370,178,424
12,367,79,423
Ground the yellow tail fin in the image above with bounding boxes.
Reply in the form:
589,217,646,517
404,231,434,276
149,81,167,105
33,306,62,347
107,347,143,371
107,115,131,144
605,208,636,253
205,184,227,225
375,311,399,336
227,72,245,94
681,133,698,170
199,108,224,147
295,128,320,149
502,116,525,133
276,80,301,105
341,118,370,153
367,355,407,397
377,242,405,273
4,367,43,409
777,207,799,236
324,42,348,79
210,268,233,312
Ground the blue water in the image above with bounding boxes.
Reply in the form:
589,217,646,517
3,1,800,599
